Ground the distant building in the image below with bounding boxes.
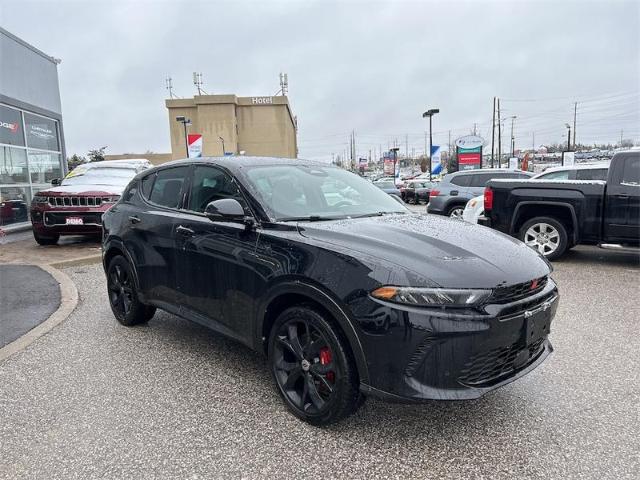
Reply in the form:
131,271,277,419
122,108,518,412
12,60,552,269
0,27,66,228
166,94,297,160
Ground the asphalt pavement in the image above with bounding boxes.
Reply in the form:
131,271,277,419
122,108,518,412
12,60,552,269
0,245,638,479
0,265,60,348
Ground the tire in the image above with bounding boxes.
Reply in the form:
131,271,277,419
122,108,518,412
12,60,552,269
518,216,568,261
106,256,156,326
268,305,360,426
447,205,465,219
33,230,59,245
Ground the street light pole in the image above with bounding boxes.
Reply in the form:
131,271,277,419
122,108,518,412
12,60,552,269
422,108,439,181
175,116,191,158
510,116,517,159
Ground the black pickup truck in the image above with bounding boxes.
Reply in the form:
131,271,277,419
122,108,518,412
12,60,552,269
481,151,640,260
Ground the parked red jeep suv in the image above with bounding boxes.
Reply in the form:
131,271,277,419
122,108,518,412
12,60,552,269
30,159,151,245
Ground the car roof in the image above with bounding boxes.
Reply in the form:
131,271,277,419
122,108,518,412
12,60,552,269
538,163,609,174
448,168,526,176
82,159,151,169
155,156,326,174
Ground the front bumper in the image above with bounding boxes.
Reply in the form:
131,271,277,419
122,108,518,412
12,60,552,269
31,205,108,236
350,279,558,402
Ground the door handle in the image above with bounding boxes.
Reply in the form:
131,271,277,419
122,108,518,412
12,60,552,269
450,190,459,196
129,215,141,224
616,195,629,200
176,225,195,236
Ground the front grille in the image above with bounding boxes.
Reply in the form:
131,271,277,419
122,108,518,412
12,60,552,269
458,338,545,387
489,276,548,304
48,196,109,207
44,212,103,226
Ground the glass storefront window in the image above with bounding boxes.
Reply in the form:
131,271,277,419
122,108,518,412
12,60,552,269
0,185,30,227
24,112,60,152
28,151,62,184
0,105,25,147
0,146,29,184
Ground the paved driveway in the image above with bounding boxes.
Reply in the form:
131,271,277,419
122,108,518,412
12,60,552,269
0,246,638,479
0,265,60,348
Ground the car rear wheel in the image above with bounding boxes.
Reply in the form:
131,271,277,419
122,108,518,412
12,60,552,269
268,305,360,426
33,230,59,245
107,256,156,326
519,216,568,260
447,205,465,219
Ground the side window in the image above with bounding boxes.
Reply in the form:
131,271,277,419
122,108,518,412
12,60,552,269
450,175,471,187
469,174,492,187
621,157,640,186
148,166,189,208
576,169,608,181
188,166,247,213
141,173,155,199
539,170,570,180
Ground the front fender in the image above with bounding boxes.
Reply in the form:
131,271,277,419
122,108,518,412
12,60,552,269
255,278,370,385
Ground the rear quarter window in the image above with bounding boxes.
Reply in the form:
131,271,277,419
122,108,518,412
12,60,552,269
450,175,471,187
621,157,640,185
576,168,608,181
141,173,155,199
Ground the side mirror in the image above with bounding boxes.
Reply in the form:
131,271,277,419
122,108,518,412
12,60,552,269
51,178,61,186
204,198,246,221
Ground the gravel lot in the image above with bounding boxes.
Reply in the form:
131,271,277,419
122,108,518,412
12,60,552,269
0,244,638,479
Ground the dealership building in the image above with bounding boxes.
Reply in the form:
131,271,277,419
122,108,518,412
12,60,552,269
0,27,66,228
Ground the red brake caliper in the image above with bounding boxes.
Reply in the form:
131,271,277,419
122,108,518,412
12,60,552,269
319,347,335,383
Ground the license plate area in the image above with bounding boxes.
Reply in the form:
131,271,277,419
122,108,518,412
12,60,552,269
524,308,552,345
65,217,84,225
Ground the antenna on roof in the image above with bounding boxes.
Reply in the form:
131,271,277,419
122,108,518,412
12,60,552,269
275,72,289,96
193,72,207,95
165,76,178,98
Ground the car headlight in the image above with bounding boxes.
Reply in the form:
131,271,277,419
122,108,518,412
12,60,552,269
371,286,492,307
31,195,49,204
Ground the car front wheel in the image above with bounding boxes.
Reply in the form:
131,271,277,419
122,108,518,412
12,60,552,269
268,305,360,426
107,256,156,326
519,216,568,260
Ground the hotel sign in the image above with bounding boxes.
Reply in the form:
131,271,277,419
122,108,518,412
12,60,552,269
251,97,274,105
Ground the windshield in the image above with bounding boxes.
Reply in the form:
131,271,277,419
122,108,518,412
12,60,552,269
61,168,138,186
243,164,408,221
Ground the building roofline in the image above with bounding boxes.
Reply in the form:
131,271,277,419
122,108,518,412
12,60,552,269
0,27,61,65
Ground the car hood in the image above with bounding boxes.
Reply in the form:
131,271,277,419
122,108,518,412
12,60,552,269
297,213,550,289
36,184,125,196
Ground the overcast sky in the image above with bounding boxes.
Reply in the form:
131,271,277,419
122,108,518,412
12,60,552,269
2,0,639,161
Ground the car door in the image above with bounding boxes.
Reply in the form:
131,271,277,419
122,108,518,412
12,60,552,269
174,164,263,344
123,165,189,305
604,153,640,243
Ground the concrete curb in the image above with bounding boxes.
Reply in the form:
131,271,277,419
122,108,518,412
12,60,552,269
0,264,79,363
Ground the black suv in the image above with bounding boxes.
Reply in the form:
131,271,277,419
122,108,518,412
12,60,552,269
427,169,532,218
102,157,557,425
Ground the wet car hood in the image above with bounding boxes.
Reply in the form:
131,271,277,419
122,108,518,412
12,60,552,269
36,184,125,196
297,213,551,289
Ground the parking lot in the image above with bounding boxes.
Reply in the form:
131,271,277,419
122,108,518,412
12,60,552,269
0,243,638,479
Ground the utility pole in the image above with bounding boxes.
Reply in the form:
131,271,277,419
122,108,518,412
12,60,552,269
573,102,577,149
532,132,535,152
491,97,496,168
448,130,452,161
497,98,502,168
620,129,624,147
473,123,477,136
510,116,517,159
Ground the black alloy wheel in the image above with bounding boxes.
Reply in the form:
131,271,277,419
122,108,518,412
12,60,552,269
268,306,360,426
107,256,156,326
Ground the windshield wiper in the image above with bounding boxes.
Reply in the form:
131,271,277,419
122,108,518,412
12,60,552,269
277,215,343,222
350,211,406,219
